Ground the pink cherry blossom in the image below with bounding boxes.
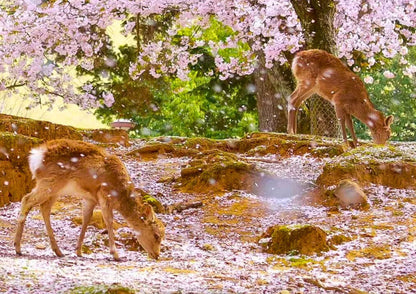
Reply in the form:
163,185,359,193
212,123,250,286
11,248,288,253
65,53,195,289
0,0,414,108
383,70,396,79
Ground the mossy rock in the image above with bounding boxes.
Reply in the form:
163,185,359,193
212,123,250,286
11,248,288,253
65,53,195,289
141,194,165,213
328,233,353,246
68,284,136,294
178,155,256,193
183,137,222,151
0,161,33,206
0,114,82,141
177,150,307,196
177,151,259,194
317,145,416,188
260,224,330,255
154,136,187,145
236,132,345,158
127,142,175,161
0,132,41,206
129,133,345,160
0,132,43,166
82,129,130,146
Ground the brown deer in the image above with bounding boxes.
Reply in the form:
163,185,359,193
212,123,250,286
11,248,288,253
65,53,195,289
14,139,165,260
287,49,394,147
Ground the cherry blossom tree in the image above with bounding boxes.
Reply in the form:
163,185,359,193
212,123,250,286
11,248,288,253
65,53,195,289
0,0,415,133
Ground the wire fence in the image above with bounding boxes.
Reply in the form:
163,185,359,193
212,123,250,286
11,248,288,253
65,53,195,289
308,95,341,138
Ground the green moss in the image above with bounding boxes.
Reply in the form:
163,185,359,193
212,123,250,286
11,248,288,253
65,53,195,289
183,137,219,150
318,143,416,188
346,244,392,261
262,224,329,255
67,284,136,294
333,145,416,166
288,256,316,267
328,234,353,246
0,131,43,144
142,194,164,213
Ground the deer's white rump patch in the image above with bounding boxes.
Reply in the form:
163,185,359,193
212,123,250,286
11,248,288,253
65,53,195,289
29,147,46,178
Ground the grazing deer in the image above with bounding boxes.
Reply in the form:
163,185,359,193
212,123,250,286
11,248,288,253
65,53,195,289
287,49,394,147
14,139,165,260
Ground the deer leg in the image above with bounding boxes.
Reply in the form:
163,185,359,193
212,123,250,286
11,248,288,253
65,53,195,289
14,191,38,255
15,183,54,255
40,197,63,257
345,114,358,147
98,196,119,261
287,83,315,134
76,199,96,257
335,107,349,145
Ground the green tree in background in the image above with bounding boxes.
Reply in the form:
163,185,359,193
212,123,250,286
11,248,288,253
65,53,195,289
86,19,257,139
357,48,416,141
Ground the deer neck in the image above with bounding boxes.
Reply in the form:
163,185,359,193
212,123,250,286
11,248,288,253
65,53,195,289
113,193,144,230
354,104,385,132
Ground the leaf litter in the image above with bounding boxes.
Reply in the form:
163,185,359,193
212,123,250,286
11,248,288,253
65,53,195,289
0,140,415,293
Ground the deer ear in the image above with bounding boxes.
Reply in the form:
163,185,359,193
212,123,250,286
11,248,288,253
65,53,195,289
142,203,155,222
385,115,394,127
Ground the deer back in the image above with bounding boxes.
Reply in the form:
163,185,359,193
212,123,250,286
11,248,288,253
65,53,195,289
292,49,371,107
30,139,133,195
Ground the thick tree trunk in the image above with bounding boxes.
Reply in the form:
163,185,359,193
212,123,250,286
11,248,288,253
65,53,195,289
254,53,292,133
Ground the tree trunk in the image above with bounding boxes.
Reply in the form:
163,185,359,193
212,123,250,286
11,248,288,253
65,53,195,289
254,53,292,133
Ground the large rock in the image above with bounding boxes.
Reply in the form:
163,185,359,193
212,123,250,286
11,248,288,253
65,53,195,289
0,114,82,141
333,180,369,209
177,151,259,193
127,142,176,160
235,132,346,158
317,145,416,188
82,129,130,146
0,133,41,206
129,133,346,161
176,150,307,197
260,224,330,255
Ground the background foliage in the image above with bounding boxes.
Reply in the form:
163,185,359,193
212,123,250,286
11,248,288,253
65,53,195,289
357,47,416,141
91,26,415,141
91,20,258,139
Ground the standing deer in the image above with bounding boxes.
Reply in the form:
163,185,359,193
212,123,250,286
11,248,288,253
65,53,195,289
287,49,394,147
14,139,165,260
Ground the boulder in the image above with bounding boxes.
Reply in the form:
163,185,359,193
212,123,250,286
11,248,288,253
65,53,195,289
72,210,122,230
177,151,257,193
0,161,32,206
130,133,346,161
176,151,297,196
82,129,130,146
260,224,330,255
0,133,41,206
127,142,176,161
0,114,82,141
317,145,416,189
333,180,369,209
238,132,345,158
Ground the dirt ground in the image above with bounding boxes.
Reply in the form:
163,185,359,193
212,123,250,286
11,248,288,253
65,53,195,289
0,140,415,293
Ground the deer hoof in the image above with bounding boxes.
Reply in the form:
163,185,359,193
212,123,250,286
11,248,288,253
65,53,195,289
112,252,120,261
54,249,64,257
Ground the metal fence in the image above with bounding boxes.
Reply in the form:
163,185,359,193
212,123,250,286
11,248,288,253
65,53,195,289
308,95,341,138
